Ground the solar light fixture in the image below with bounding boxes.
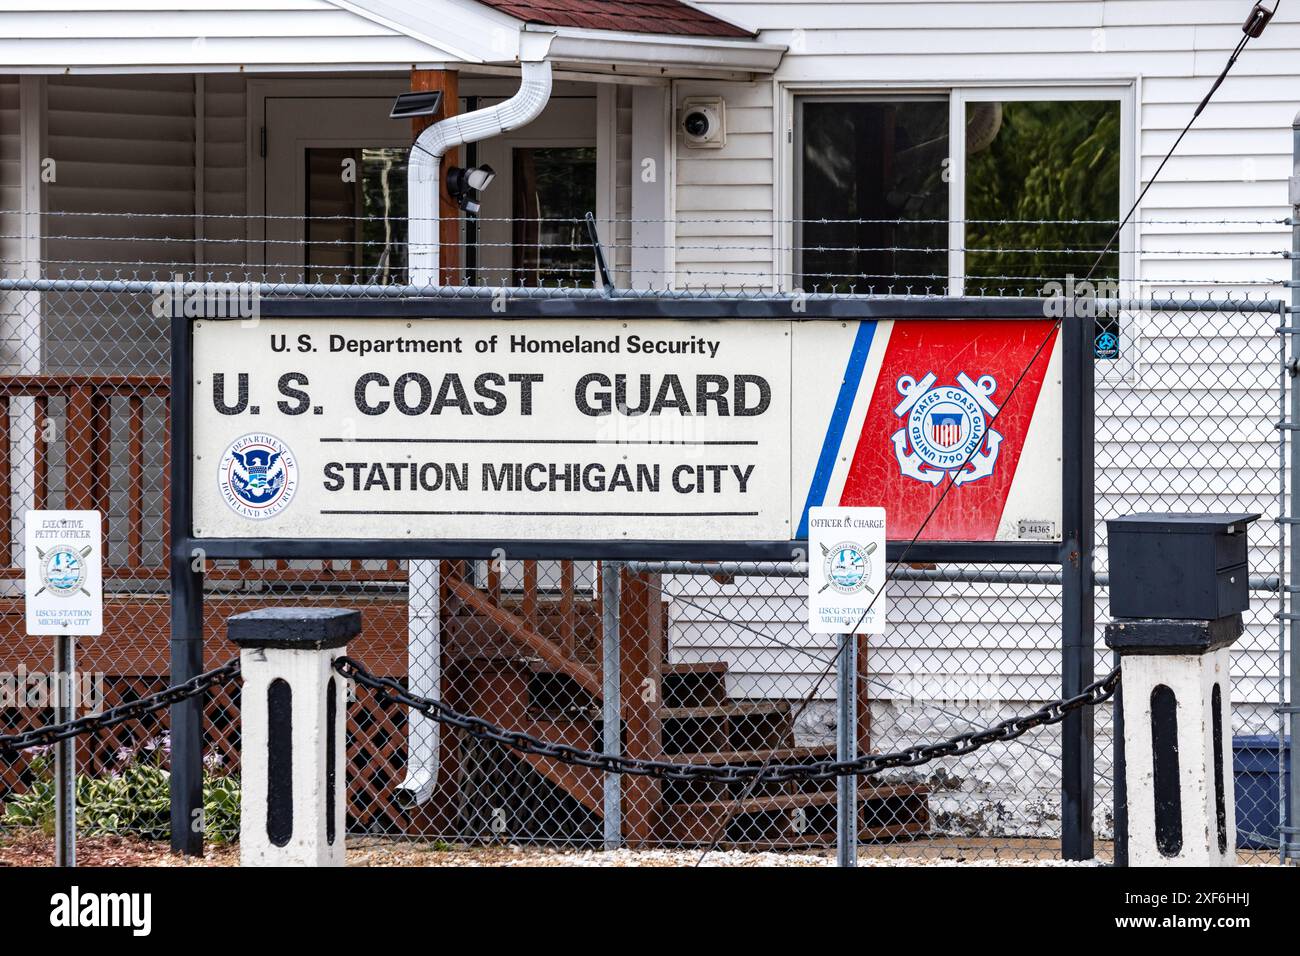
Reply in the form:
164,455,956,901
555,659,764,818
445,163,496,216
389,90,443,119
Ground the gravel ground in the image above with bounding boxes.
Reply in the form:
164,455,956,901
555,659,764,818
1,830,1101,867
346,842,1099,867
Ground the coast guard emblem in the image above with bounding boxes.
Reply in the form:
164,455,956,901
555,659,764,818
218,433,297,519
891,372,1003,486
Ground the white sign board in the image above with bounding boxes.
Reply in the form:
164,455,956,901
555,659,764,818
192,318,791,541
24,510,103,636
807,506,886,634
190,316,1065,544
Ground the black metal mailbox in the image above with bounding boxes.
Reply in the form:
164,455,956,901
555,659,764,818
1106,512,1259,620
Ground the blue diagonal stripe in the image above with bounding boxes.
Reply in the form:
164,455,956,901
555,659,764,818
796,321,876,539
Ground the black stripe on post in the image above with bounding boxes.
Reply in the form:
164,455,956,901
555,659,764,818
326,676,337,847
1150,684,1182,857
1212,682,1227,854
267,678,293,847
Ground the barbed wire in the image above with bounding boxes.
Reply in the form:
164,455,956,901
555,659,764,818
4,261,1287,287
1,233,1289,256
0,209,1290,226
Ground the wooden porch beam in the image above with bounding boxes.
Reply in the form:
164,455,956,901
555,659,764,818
409,68,460,285
619,569,664,845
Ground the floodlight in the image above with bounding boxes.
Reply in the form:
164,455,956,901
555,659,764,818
445,164,497,216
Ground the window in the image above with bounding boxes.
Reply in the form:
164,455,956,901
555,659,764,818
304,147,409,285
963,99,1121,296
795,92,1125,296
511,147,598,287
796,99,949,291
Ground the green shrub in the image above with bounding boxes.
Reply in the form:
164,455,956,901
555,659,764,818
2,739,240,844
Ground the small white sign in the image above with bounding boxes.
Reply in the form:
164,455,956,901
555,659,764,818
807,506,886,634
24,510,103,636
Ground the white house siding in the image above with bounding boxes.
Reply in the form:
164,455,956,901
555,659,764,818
671,79,776,289
40,73,246,564
614,85,634,288
661,0,1295,834
200,74,249,279
43,74,199,372
0,77,26,362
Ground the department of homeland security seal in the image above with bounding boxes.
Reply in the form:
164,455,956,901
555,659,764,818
821,540,875,595
218,433,298,520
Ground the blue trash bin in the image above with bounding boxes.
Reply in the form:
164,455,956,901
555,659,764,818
1232,735,1292,850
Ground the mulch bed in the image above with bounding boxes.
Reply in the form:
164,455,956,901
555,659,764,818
0,829,238,867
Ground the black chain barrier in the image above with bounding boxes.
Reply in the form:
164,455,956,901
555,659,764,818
335,656,1121,785
0,659,241,756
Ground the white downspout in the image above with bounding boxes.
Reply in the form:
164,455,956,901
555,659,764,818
397,57,554,806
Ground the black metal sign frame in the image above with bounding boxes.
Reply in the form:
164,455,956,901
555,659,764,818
173,296,1087,565
167,295,1094,858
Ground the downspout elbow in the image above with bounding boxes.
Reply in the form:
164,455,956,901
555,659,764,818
411,60,553,165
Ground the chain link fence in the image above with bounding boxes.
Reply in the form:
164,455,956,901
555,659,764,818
0,214,1291,864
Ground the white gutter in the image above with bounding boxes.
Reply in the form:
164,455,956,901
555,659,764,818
531,25,786,77
398,55,554,806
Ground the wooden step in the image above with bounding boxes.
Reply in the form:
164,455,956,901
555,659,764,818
664,790,834,842
458,667,605,817
672,744,838,765
663,784,929,844
665,662,728,676
444,575,602,697
662,661,728,708
661,700,791,721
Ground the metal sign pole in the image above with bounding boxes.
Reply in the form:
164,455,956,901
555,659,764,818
169,309,206,856
1060,311,1096,860
1286,109,1300,863
54,631,75,867
836,631,858,867
24,509,101,867
601,561,623,850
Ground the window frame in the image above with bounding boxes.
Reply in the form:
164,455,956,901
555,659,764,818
781,81,1137,297
949,85,1136,296
792,93,950,293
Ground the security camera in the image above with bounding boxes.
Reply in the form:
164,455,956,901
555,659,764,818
681,97,726,149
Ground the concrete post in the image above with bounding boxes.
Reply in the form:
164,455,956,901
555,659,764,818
1105,615,1241,866
229,607,359,867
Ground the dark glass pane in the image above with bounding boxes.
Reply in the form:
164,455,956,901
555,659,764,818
305,147,409,284
512,147,597,287
798,100,949,292
964,100,1120,295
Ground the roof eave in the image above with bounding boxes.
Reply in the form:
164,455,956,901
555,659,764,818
532,25,786,78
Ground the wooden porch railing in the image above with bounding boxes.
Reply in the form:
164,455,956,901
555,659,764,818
0,374,169,575
0,375,589,608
